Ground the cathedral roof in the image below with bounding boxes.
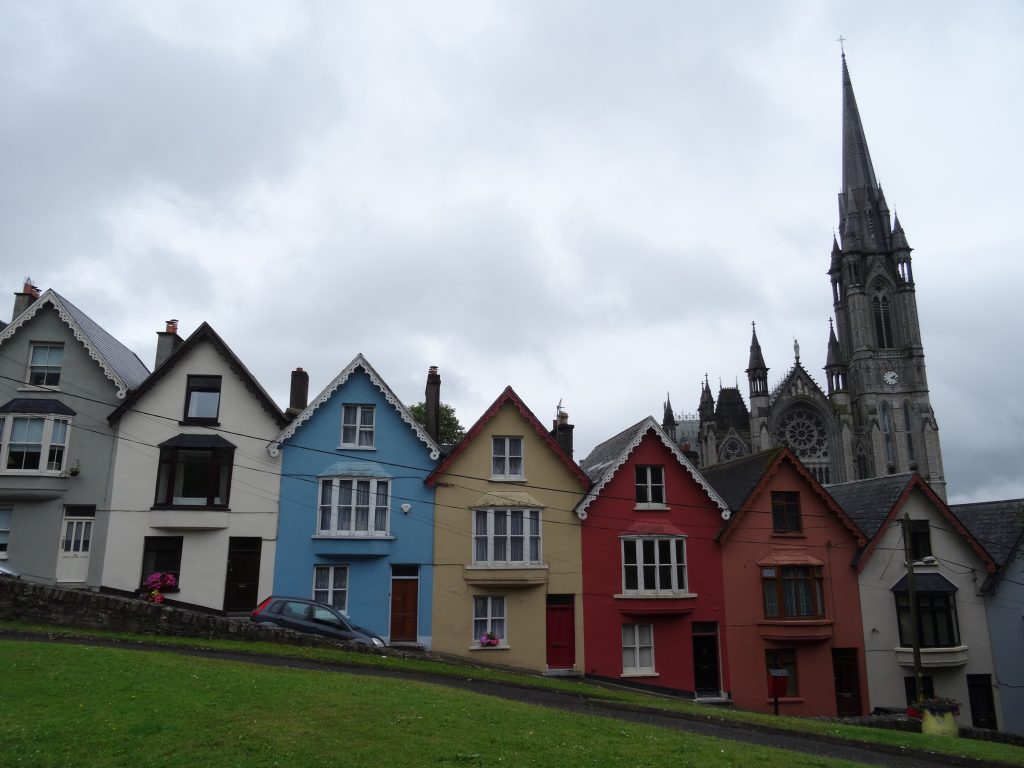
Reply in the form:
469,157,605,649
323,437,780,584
768,361,831,409
714,387,749,431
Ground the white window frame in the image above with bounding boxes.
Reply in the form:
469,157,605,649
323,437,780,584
622,623,655,676
472,595,506,646
0,506,11,559
0,414,71,474
341,404,375,449
27,342,64,387
473,508,541,566
621,536,688,595
635,464,667,508
318,477,390,536
313,565,349,612
491,436,524,480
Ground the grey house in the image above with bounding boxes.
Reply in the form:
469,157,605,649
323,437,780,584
952,499,1024,735
0,283,148,586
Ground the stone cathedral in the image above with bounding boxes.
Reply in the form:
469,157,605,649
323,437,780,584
665,54,946,499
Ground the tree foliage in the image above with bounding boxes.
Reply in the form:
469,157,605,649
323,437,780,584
408,402,467,444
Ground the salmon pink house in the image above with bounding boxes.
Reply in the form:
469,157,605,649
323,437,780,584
702,448,869,717
577,417,731,698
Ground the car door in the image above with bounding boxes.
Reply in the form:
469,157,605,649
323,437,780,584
276,600,313,632
309,604,355,641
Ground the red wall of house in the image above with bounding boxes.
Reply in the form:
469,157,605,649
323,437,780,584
581,433,730,696
721,458,868,716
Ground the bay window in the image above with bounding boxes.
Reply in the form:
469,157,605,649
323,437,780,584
318,477,390,536
154,435,234,508
473,508,541,565
762,566,824,618
621,536,687,595
0,403,73,474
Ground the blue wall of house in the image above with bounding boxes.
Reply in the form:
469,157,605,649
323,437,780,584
987,555,1024,735
273,366,437,647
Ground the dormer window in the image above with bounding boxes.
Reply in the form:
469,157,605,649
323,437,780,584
635,465,666,508
28,343,63,387
341,405,375,448
184,375,221,424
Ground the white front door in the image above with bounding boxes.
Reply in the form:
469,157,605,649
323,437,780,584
56,517,92,582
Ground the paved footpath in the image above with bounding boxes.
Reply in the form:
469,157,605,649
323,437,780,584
3,632,1015,768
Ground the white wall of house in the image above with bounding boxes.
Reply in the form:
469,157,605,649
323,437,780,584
858,487,1000,728
102,340,281,610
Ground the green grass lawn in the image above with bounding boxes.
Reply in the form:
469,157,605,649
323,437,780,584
3,623,1023,767
0,640,873,768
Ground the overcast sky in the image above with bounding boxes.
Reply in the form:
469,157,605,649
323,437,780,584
2,1,1021,504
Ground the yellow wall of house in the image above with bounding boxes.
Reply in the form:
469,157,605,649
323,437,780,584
431,400,586,672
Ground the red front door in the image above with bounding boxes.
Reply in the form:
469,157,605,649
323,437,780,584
545,602,575,669
390,576,418,643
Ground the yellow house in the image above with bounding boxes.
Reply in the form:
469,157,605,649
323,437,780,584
427,387,590,672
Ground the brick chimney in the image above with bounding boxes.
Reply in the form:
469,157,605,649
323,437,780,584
154,319,183,369
424,366,441,442
287,367,309,420
12,279,40,320
550,407,574,457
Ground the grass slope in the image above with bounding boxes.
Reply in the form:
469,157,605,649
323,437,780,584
0,640,868,768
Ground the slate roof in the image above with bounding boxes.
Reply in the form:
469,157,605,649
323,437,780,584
576,416,728,520
950,499,1024,569
825,474,915,539
0,289,150,396
579,418,649,482
0,398,76,416
108,322,286,428
700,447,786,512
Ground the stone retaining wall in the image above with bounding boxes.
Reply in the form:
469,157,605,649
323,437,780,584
0,577,355,650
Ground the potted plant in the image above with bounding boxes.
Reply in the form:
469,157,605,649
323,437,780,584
141,571,177,604
917,697,960,737
478,631,501,647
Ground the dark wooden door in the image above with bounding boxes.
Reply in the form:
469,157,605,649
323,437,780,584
967,674,997,729
545,603,575,669
832,649,862,716
692,630,720,695
390,576,418,642
223,537,262,612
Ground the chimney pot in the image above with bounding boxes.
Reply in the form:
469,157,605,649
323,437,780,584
165,319,178,334
424,365,441,442
550,409,574,457
288,367,310,416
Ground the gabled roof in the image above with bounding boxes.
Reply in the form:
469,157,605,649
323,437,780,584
269,354,440,460
702,447,866,546
827,473,997,573
425,386,589,489
576,416,728,521
950,498,1024,587
768,361,831,409
0,289,149,397
108,322,285,428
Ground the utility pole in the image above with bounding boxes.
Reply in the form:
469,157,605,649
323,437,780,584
901,512,925,703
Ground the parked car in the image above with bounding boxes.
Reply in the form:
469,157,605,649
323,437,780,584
0,563,21,579
250,596,386,647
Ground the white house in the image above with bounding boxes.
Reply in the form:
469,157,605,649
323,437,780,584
102,321,286,612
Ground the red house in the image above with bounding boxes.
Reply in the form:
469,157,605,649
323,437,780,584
702,448,869,717
577,418,731,698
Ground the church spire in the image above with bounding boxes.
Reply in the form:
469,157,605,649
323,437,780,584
841,53,878,198
746,322,769,398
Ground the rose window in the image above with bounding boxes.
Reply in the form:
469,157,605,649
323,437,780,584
777,408,828,459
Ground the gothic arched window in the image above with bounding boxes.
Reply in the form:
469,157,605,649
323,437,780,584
903,400,917,467
777,407,829,460
719,438,747,462
881,402,896,473
856,445,870,480
872,280,895,349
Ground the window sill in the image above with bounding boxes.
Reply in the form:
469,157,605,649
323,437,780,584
179,420,220,427
757,619,833,641
614,592,697,600
763,696,804,704
312,534,395,540
634,503,669,511
621,671,659,678
18,385,61,393
468,563,546,570
489,476,527,483
0,470,66,477
470,644,509,651
151,505,231,511
338,445,375,451
770,531,806,538
894,645,968,668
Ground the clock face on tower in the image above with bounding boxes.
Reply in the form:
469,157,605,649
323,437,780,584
883,370,899,386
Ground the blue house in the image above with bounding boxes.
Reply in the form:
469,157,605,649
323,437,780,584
270,355,441,647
